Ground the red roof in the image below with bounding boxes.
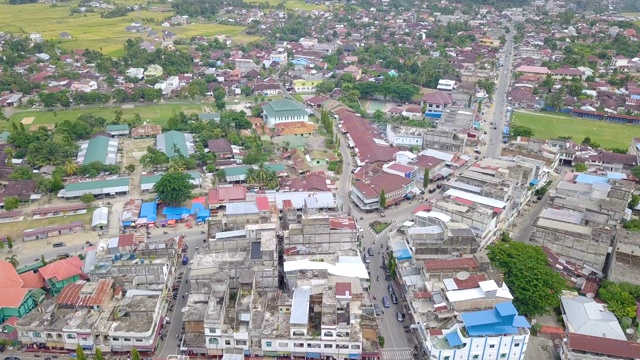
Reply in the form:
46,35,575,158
335,282,352,297
539,326,564,335
38,256,84,281
2,316,19,327
19,271,44,289
282,199,294,209
329,217,357,230
0,260,24,288
118,234,134,247
413,204,432,214
567,333,640,359
429,329,443,336
0,288,29,308
208,185,247,205
255,196,270,211
421,91,454,105
423,258,479,271
414,291,432,299
56,279,113,307
452,274,486,290
414,155,444,170
337,108,398,164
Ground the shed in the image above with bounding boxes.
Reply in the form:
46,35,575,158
106,124,130,136
59,178,130,198
92,207,109,230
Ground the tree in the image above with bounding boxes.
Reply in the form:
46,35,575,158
423,169,430,189
631,166,640,180
379,189,387,209
0,242,4,251
76,345,86,360
629,194,640,210
79,194,94,206
574,163,588,172
154,171,194,206
131,348,141,360
487,241,565,317
245,164,279,189
7,237,13,251
40,254,47,265
3,196,20,211
598,281,638,320
5,255,18,268
125,164,136,173
94,348,104,360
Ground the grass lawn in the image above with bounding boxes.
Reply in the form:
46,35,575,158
370,220,390,234
8,102,209,126
0,209,93,241
0,1,253,57
512,111,640,149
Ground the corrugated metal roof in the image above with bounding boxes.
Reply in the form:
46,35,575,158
92,207,109,227
290,287,311,325
62,178,129,197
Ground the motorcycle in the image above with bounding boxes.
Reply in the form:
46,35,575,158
200,230,206,234
163,231,168,234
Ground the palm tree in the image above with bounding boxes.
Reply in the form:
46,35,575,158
5,255,19,268
63,161,78,176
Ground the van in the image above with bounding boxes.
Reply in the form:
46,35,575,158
52,242,66,248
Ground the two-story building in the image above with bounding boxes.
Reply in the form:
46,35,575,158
350,171,415,211
262,99,309,127
38,257,85,295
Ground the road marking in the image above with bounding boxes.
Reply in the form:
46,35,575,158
383,348,414,360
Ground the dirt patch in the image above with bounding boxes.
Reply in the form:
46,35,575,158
21,117,35,124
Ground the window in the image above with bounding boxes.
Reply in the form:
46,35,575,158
350,345,361,350
207,328,218,334
208,338,219,345
112,338,120,341
135,339,143,342
265,341,272,348
225,340,231,345
123,338,131,342
33,332,42,338
337,344,349,349
489,344,496,349
513,343,520,348
292,330,305,336
294,342,304,348
278,342,288,348
235,340,247,346
473,355,480,360
323,331,334,337
307,343,320,348
444,357,450,360
500,354,507,358
65,334,76,340
323,344,333,349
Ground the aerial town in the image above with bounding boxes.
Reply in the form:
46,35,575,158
1,0,640,359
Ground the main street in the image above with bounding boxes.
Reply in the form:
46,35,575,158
485,28,515,158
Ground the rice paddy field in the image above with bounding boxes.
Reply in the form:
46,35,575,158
0,0,256,57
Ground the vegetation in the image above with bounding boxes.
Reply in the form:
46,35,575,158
370,221,390,234
378,335,385,348
574,163,588,172
423,169,430,189
379,189,387,209
513,111,635,149
5,255,19,269
629,194,640,210
79,194,94,206
154,171,195,206
487,241,565,317
76,345,86,360
597,281,640,322
509,124,534,139
2,197,20,212
245,164,279,189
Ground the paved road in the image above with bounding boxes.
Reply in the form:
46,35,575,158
485,28,515,158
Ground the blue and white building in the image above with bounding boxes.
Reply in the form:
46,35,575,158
423,302,530,360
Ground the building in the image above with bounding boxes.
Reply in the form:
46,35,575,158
560,293,626,340
140,171,201,191
38,256,85,295
262,99,309,127
157,131,195,158
607,229,640,285
58,178,130,198
22,222,85,242
285,215,358,253
350,172,414,211
207,185,247,209
338,110,398,165
31,204,88,219
105,124,130,137
421,91,454,113
132,124,162,138
423,302,530,360
382,162,418,180
406,213,479,258
77,135,119,165
0,260,45,323
292,77,324,93
207,138,233,159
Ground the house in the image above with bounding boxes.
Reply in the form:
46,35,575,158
479,38,500,47
234,59,260,75
207,185,247,209
343,65,362,80
132,124,162,138
252,83,281,96
421,91,454,113
37,256,85,295
76,135,119,165
560,293,626,340
0,180,38,206
292,78,324,93
59,178,130,198
274,121,317,137
280,173,330,192
106,124,130,137
156,131,195,158
350,171,414,210
125,68,145,80
198,113,221,122
514,65,551,75
0,260,45,323
611,55,629,68
207,138,233,159
261,99,309,127
437,79,457,91
70,79,97,93
144,64,163,78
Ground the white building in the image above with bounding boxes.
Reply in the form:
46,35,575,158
423,302,530,360
437,79,457,91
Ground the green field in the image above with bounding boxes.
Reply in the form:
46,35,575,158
512,111,640,149
245,0,328,10
7,103,210,127
0,1,255,57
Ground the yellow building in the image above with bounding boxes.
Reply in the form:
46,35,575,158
479,38,501,47
292,78,323,93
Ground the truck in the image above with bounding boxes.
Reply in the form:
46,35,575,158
182,255,189,265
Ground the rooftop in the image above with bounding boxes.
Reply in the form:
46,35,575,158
461,302,530,337
561,294,626,340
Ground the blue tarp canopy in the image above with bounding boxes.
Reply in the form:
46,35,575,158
530,179,539,186
394,248,412,261
162,206,190,220
190,202,205,215
445,331,463,347
122,221,132,227
197,210,209,222
139,201,157,222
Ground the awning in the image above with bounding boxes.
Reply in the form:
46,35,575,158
135,218,148,225
446,331,463,347
530,179,539,186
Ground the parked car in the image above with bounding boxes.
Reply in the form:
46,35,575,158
391,293,398,304
382,296,390,308
397,311,405,322
373,304,382,316
364,255,370,263
56,253,71,259
0,345,5,353
368,247,374,256
4,357,20,360
52,242,66,248
388,284,395,295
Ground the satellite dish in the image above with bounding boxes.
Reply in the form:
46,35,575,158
456,271,470,280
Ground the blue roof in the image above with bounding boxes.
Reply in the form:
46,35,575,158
502,126,510,135
606,172,626,180
445,331,463,347
530,179,539,186
575,174,609,185
461,302,530,337
394,248,412,261
139,201,157,222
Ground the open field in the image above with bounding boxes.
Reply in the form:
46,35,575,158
0,210,93,242
512,111,640,149
245,0,328,10
7,102,210,126
0,1,254,57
